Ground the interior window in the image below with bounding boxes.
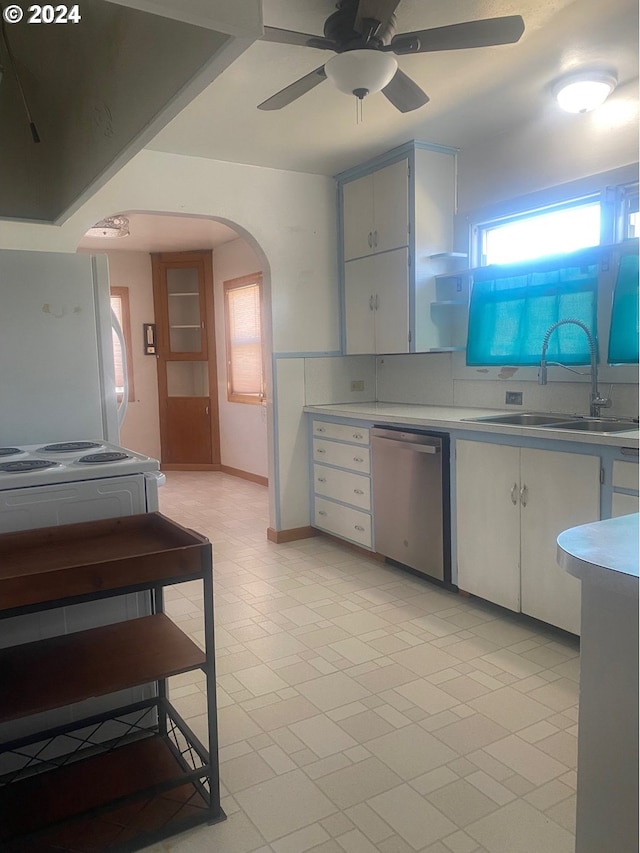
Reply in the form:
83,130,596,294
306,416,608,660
224,273,265,405
478,200,601,266
110,287,135,403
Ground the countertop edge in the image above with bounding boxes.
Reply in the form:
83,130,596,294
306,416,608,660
303,404,639,448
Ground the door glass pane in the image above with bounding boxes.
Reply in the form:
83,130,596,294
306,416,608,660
166,362,209,397
167,267,202,353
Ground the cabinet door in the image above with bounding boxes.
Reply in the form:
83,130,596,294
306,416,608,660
342,173,374,262
520,448,600,635
344,256,376,354
374,248,409,354
372,159,409,254
456,440,521,611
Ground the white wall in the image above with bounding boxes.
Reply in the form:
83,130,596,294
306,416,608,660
0,148,338,532
103,251,161,459
213,237,268,479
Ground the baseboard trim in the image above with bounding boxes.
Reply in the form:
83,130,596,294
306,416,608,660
220,465,268,487
161,463,221,471
316,530,386,561
267,526,317,544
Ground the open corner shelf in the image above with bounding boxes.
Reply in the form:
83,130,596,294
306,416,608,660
0,511,223,852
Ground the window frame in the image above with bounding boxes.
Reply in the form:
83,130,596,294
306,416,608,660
110,286,135,404
223,272,265,406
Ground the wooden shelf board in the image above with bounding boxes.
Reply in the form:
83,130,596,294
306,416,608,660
0,512,209,612
0,734,217,849
0,614,205,723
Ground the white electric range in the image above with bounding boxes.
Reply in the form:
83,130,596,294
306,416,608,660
0,440,165,745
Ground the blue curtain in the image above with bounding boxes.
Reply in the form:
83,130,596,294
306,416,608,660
467,251,599,367
607,253,639,364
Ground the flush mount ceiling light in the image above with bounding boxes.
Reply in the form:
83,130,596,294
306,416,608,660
85,215,130,239
554,71,617,113
324,50,398,100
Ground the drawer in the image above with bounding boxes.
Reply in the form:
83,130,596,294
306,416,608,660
313,464,371,511
312,420,369,445
314,497,372,549
313,439,370,474
612,492,640,517
613,460,638,491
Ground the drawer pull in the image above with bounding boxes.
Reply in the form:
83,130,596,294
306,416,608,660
520,484,528,507
353,488,364,495
317,477,327,483
316,448,326,454
352,432,363,440
354,524,365,532
318,510,327,516
510,483,518,505
353,456,364,463
315,426,326,433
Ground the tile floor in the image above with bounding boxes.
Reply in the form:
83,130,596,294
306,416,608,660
147,471,580,853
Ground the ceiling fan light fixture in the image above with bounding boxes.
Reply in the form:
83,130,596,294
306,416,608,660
325,50,398,98
554,71,617,114
85,215,130,239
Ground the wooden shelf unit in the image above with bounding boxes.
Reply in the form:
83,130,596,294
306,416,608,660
0,512,224,852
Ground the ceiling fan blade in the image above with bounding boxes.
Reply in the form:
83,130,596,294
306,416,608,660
390,15,525,55
257,66,328,111
261,25,337,51
382,68,430,113
355,0,401,35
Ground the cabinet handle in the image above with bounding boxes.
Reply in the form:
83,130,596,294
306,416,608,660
353,488,364,495
352,433,363,439
374,294,379,310
318,510,327,516
316,448,326,454
317,477,327,483
373,230,378,248
510,483,518,505
205,405,209,415
520,484,528,507
368,231,373,248
353,456,364,463
369,294,374,310
315,426,326,433
354,524,365,532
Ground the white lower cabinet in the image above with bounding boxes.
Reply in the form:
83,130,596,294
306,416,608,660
456,440,601,635
310,421,373,550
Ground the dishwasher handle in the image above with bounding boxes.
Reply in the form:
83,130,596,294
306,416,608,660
372,435,439,454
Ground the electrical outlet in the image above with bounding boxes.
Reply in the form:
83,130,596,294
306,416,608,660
351,380,365,392
505,391,523,405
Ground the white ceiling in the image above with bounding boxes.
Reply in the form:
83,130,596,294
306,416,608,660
147,0,640,176
77,212,239,253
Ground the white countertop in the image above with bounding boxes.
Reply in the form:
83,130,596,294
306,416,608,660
558,513,639,597
303,402,640,448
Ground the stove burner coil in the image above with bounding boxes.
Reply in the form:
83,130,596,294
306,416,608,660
0,448,22,457
78,452,130,464
39,441,103,453
0,459,59,473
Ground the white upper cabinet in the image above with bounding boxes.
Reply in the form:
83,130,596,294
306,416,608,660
342,159,409,261
338,142,458,354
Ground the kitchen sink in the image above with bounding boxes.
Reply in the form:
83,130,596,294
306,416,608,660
549,419,639,433
464,413,575,426
464,413,638,433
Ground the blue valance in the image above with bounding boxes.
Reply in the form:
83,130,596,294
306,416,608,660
467,251,599,367
607,253,639,364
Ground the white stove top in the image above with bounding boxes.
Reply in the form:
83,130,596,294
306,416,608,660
0,441,160,490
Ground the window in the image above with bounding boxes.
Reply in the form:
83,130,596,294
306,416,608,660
477,199,601,266
110,287,135,403
466,252,599,366
608,252,639,364
224,273,265,404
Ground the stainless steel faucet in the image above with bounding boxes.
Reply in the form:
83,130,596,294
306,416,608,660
538,318,611,417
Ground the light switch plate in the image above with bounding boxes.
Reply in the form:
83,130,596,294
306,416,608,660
351,380,365,392
505,391,523,405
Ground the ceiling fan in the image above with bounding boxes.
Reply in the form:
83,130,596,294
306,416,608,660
258,0,525,112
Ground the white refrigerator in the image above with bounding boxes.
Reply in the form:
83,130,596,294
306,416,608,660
0,249,120,446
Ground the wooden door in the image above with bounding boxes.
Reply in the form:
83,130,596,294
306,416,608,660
372,158,409,254
456,440,521,611
373,247,410,355
342,173,374,262
152,251,220,469
344,256,376,354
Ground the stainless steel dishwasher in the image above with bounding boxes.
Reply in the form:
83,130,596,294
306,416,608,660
371,426,451,584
